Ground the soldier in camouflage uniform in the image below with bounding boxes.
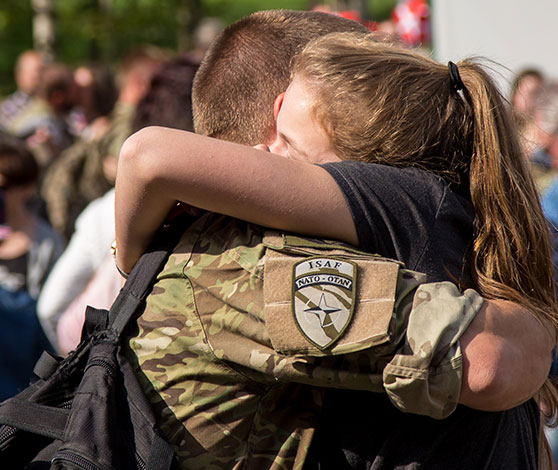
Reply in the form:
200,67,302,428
41,47,165,240
116,11,504,470
40,101,133,239
126,213,483,469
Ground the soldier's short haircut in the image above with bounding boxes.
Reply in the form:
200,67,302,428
192,9,369,146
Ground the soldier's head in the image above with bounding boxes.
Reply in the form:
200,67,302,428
192,9,369,146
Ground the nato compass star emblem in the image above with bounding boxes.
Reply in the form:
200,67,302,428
304,293,342,327
292,257,357,349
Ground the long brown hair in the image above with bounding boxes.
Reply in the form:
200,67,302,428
294,33,558,463
294,32,556,325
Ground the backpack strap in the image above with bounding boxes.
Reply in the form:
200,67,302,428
82,305,110,338
108,215,190,336
147,433,177,470
107,218,188,470
0,399,69,440
32,350,63,381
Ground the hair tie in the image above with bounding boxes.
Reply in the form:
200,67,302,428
448,61,465,92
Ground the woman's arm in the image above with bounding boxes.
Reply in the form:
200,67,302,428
115,126,357,273
459,299,554,410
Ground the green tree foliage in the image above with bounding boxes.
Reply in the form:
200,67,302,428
0,0,204,96
369,0,397,21
0,0,397,97
0,1,35,96
55,0,199,64
202,0,307,25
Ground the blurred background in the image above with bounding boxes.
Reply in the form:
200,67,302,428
0,0,397,97
3,0,557,98
2,0,558,419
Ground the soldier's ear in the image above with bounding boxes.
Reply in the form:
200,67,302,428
266,92,285,145
273,92,285,121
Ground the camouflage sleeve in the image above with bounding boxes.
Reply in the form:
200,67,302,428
260,236,484,418
127,221,487,469
383,283,483,419
263,244,483,418
131,221,483,426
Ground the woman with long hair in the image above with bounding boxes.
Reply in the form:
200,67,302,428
115,33,558,468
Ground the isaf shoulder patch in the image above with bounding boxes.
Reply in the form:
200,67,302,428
263,245,400,356
292,257,356,350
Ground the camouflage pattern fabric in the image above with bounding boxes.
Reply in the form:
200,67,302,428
125,212,483,470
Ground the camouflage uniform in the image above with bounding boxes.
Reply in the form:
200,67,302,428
125,213,483,470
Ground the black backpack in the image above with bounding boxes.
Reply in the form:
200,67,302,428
0,221,184,469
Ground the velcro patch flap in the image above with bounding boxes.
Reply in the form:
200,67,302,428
264,249,399,356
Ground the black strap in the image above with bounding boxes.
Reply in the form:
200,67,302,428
147,433,176,470
0,400,69,440
108,215,190,336
32,351,62,381
82,305,110,339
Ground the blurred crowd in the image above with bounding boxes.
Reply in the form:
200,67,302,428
0,15,223,398
511,69,558,283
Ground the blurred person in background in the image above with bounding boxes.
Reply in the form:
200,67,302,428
39,55,198,354
37,63,118,240
71,63,119,141
526,81,558,192
190,17,224,63
526,82,558,295
530,81,558,466
0,132,64,400
9,62,78,168
512,68,545,125
511,68,546,161
0,50,44,132
41,46,166,240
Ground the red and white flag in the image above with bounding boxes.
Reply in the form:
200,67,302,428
392,0,430,46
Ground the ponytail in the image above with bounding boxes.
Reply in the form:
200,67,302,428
459,61,558,469
296,36,557,324
458,60,556,325
295,37,558,464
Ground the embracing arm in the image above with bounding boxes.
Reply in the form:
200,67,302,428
115,126,357,273
459,298,555,410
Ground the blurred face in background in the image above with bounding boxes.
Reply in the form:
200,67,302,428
15,51,44,96
512,73,544,119
74,66,95,115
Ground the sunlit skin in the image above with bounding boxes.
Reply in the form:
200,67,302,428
267,77,341,164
